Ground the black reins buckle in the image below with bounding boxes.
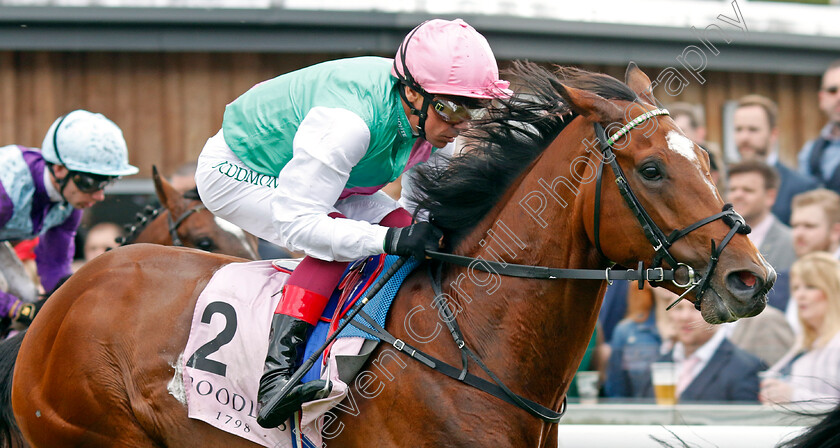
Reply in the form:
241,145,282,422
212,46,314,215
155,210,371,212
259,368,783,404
645,267,665,282
633,261,664,289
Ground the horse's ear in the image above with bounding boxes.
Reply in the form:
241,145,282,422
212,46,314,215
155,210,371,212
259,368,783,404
625,62,658,106
152,165,183,213
556,83,624,124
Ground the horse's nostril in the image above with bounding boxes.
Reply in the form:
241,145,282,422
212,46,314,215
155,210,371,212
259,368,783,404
738,271,756,288
727,270,761,293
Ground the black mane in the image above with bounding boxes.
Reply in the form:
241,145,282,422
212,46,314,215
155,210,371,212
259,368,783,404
410,62,639,243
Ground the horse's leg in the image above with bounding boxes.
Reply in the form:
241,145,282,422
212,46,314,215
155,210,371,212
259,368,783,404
12,246,260,448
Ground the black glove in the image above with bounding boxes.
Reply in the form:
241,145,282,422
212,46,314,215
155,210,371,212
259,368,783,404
8,296,40,327
383,222,443,260
13,302,38,326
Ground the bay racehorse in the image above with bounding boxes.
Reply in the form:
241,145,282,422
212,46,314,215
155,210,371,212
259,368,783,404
3,63,773,447
123,166,259,260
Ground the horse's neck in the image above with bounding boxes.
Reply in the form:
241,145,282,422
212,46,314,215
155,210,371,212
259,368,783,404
446,122,605,408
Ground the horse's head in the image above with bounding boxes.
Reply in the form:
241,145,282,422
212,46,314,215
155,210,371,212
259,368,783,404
559,63,774,324
126,166,259,260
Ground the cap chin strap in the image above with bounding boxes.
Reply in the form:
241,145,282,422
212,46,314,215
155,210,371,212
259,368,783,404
46,164,71,204
393,21,433,140
48,113,72,204
397,84,431,139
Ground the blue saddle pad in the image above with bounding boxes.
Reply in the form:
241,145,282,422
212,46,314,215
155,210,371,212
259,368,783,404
299,255,419,383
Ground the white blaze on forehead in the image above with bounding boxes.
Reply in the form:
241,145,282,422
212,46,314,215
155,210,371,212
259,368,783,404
665,130,699,162
665,130,718,197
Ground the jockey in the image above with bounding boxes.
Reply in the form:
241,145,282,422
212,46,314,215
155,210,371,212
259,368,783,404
196,19,511,428
194,18,512,428
0,110,138,327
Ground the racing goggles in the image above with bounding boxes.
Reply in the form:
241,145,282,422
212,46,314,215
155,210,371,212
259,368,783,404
70,171,117,193
431,97,482,125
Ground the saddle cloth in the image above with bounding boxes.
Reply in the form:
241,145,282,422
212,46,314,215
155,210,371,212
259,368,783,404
181,255,418,448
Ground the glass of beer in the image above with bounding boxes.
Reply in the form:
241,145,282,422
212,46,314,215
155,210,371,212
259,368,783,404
650,362,678,405
575,371,600,404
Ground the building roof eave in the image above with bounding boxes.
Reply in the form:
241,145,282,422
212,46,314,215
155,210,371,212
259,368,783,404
0,6,837,75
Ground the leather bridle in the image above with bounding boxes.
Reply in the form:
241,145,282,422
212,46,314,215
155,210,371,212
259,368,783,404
591,108,750,309
166,205,206,247
120,200,205,247
430,108,751,309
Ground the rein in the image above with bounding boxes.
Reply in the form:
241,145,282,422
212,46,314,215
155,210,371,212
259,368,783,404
375,107,752,424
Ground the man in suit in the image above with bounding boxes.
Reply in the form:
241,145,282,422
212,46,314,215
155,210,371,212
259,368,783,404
765,189,840,332
644,298,763,403
733,95,818,225
798,60,840,193
727,160,797,272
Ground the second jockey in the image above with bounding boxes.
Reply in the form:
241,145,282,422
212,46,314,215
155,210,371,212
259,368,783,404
0,110,138,329
194,18,512,428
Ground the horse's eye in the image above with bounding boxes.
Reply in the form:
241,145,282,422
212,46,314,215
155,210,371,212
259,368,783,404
640,165,662,180
195,238,215,252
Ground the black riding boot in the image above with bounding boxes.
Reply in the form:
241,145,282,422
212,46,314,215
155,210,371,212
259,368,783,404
256,314,331,428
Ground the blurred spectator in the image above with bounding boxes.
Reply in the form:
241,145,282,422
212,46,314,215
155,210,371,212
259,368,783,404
727,160,796,272
568,323,606,400
722,304,794,368
767,189,840,332
798,60,840,194
644,292,763,403
733,95,818,225
82,222,123,262
599,281,629,344
670,102,707,147
169,161,198,194
669,102,726,193
760,252,840,405
604,286,675,398
790,189,840,260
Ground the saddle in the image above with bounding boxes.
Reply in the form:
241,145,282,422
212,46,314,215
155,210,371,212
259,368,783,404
180,255,418,448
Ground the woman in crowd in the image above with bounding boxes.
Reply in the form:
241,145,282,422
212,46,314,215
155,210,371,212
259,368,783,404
760,252,840,404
